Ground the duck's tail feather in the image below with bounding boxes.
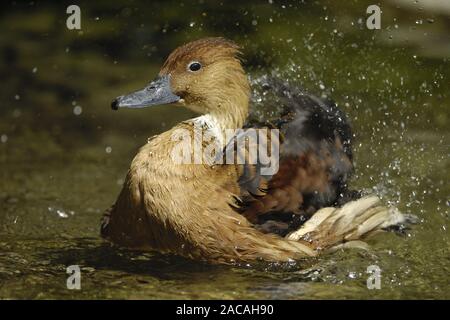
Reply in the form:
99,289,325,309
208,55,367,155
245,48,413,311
286,195,416,251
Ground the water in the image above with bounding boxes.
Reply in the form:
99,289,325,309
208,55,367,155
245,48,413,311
0,1,449,299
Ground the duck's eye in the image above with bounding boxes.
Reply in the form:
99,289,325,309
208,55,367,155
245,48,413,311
188,61,202,72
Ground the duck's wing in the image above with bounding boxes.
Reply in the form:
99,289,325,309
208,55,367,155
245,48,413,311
236,77,358,236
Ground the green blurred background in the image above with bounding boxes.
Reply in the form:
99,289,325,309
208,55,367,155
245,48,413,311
0,0,448,299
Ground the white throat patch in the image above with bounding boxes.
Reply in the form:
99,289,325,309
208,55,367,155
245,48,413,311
191,114,225,146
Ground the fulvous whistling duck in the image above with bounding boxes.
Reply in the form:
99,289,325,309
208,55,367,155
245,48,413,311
101,38,412,265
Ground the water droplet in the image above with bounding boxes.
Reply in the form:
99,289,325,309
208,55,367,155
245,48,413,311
73,106,82,115
32,67,38,73
56,209,69,218
1,134,8,143
14,94,20,100
105,146,112,154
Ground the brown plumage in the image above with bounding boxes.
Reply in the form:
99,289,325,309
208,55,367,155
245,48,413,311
101,37,411,264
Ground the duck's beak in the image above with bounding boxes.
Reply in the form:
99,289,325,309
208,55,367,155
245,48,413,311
111,75,180,110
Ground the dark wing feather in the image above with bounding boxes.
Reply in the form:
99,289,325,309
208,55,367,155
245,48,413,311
237,77,359,236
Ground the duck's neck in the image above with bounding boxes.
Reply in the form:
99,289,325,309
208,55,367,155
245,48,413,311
211,102,248,131
193,99,247,149
202,85,250,133
187,71,250,141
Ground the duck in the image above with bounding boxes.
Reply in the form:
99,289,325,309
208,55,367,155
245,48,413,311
101,37,411,265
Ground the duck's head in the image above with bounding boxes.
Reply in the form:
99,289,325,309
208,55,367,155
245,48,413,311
112,37,250,127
